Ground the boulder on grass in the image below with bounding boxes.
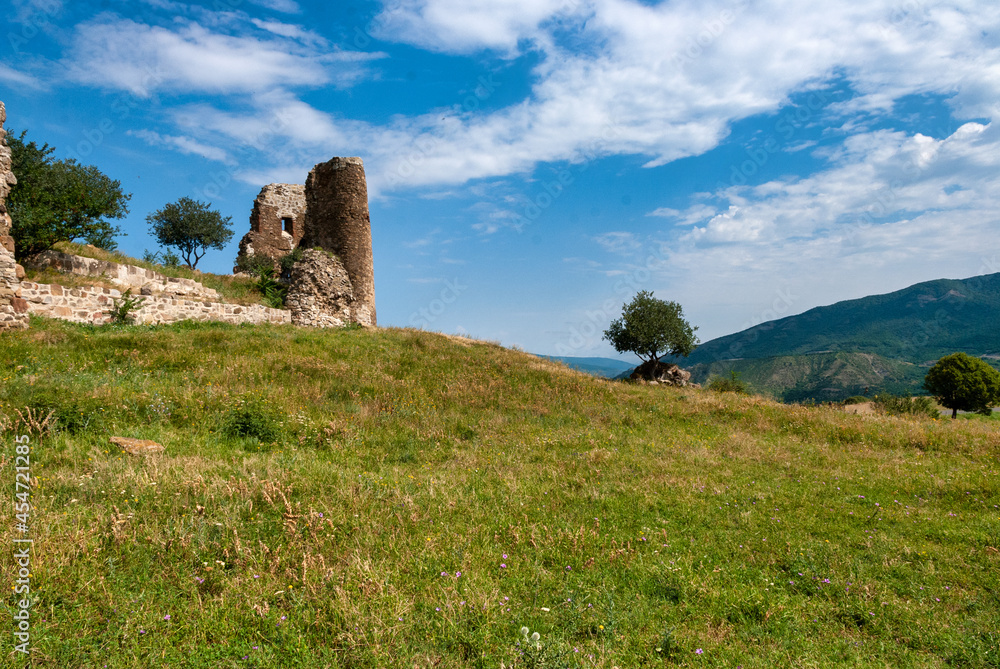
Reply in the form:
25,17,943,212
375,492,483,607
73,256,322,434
629,360,693,387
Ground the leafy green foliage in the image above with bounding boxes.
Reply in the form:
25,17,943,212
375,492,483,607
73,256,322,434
924,352,1000,418
142,248,181,268
603,290,698,364
871,393,939,418
221,394,283,443
707,370,749,394
278,246,305,280
107,288,146,326
233,252,275,277
146,197,234,269
6,129,130,259
255,267,288,308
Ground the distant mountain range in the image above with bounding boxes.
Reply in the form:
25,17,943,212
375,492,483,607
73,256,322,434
538,355,636,378
679,272,1000,401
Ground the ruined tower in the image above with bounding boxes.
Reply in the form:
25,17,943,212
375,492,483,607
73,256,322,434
298,157,376,325
234,183,306,272
0,101,29,331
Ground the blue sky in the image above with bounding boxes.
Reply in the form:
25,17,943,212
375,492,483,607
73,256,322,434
2,0,998,359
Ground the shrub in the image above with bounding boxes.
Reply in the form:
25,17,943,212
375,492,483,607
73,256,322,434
255,267,288,309
872,393,939,419
278,246,305,280
708,371,749,394
842,396,869,405
233,252,275,278
107,288,146,325
142,249,181,268
221,395,283,443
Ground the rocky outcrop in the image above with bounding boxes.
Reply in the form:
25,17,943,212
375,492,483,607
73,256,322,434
285,249,371,328
0,101,28,331
235,184,306,272
630,360,694,387
299,157,376,325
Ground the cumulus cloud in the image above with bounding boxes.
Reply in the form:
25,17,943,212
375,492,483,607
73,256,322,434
65,14,372,96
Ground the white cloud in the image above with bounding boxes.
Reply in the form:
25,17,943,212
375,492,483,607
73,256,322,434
0,63,42,89
128,129,229,162
249,0,302,13
593,231,640,254
373,0,577,54
638,120,1000,338
65,14,369,96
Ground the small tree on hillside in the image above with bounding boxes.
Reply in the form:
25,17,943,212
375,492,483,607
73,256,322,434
146,197,233,269
603,291,698,366
923,352,1000,418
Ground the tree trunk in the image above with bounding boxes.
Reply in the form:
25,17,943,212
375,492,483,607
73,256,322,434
952,408,957,419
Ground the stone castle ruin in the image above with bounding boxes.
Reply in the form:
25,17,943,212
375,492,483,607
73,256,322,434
237,156,376,328
0,101,29,331
0,98,374,331
235,183,306,271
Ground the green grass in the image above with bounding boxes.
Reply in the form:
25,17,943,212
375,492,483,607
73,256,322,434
2,317,999,668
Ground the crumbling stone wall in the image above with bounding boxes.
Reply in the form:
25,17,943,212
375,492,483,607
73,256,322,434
285,249,362,328
297,157,376,326
234,183,306,271
0,101,29,331
20,281,290,326
27,250,221,300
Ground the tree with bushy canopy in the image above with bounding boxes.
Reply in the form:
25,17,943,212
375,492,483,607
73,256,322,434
603,290,698,365
6,129,130,259
146,197,233,269
923,352,1000,418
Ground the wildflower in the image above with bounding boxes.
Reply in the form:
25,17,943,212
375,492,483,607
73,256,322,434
520,627,529,636
695,648,703,654
164,614,171,621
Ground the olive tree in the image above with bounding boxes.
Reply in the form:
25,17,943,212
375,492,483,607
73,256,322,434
923,352,1000,418
603,290,698,365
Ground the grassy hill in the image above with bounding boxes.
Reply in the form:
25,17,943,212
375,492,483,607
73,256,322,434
1,317,999,667
682,273,1000,400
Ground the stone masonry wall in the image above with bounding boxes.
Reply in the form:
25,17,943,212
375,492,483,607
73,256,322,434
235,184,306,271
299,157,376,325
0,100,29,331
26,250,220,300
285,249,362,328
20,281,290,326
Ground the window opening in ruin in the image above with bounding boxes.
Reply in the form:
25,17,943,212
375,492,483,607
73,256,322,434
282,217,294,235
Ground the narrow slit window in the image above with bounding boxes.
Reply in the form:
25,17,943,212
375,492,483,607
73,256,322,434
282,217,294,235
